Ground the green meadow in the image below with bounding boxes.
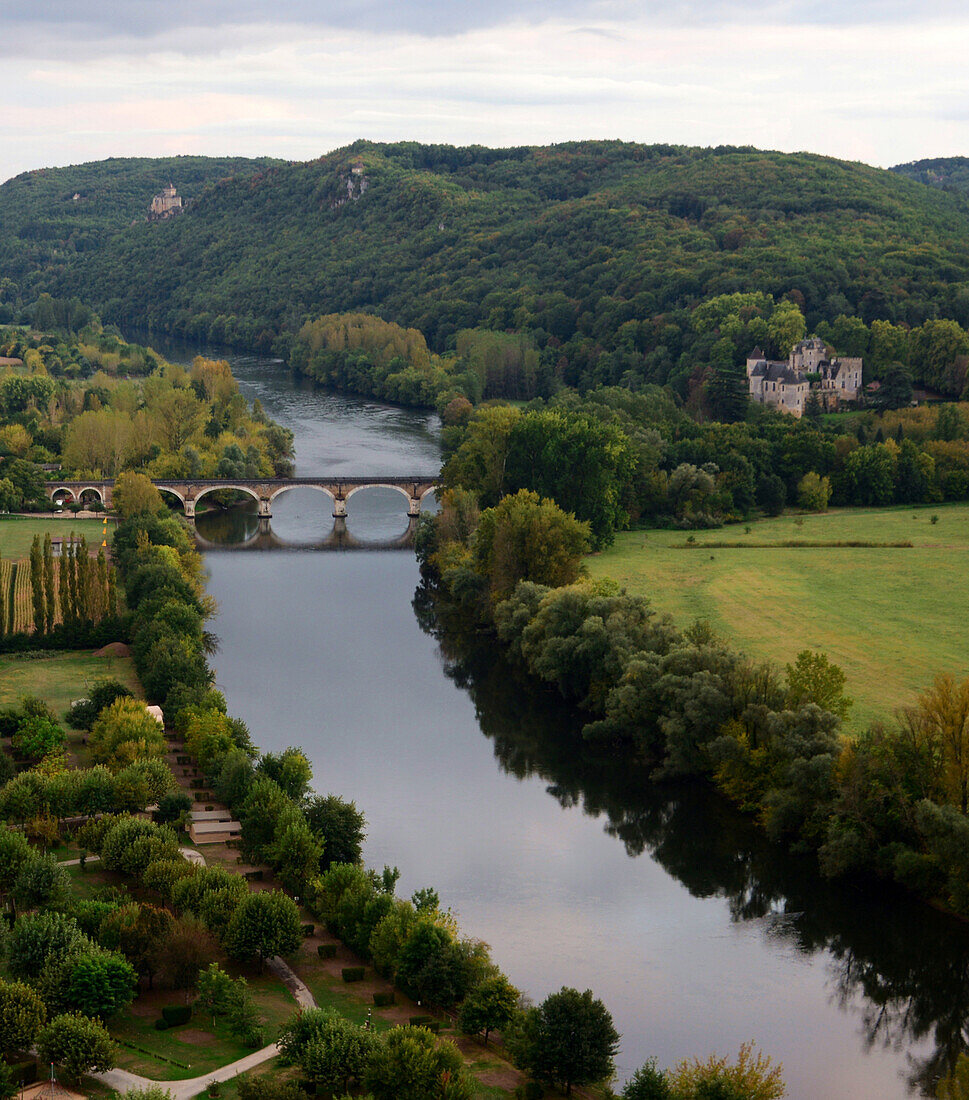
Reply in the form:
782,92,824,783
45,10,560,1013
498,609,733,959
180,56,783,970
588,503,969,731
0,515,112,560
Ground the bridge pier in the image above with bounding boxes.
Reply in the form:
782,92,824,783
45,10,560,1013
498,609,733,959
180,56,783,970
408,497,422,518
184,500,196,520
258,498,272,519
332,499,347,519
332,515,347,536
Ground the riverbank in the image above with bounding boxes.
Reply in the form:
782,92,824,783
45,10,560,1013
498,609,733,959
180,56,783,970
587,502,969,730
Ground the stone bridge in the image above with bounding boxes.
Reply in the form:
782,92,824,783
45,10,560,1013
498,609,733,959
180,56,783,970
45,475,440,520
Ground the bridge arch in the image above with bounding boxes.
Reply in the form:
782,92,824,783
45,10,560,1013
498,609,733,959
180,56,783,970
192,484,262,511
344,483,415,509
267,483,336,508
154,485,186,508
50,487,76,506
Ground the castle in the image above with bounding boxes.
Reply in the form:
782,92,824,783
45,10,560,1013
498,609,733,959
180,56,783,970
746,336,863,417
149,182,183,219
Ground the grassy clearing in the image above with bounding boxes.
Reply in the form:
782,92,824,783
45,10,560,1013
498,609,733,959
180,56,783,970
0,649,140,722
588,502,969,730
0,515,111,560
110,973,298,1080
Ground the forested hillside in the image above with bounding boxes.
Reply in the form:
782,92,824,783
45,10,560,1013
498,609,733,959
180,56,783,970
891,156,969,195
0,154,283,289
5,141,969,394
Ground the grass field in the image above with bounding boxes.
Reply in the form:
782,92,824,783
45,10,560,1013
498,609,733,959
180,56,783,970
0,515,112,560
588,503,969,730
0,650,141,721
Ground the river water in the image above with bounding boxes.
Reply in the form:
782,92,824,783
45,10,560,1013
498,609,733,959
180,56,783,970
162,343,969,1099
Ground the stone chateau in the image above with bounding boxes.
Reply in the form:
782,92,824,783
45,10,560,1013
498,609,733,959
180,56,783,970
149,182,183,219
746,336,863,417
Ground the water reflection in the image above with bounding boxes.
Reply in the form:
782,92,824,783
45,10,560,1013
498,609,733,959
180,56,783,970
194,483,436,551
417,586,969,1096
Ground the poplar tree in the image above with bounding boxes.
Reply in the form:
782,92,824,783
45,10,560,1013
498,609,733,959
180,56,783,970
75,536,90,623
29,535,43,635
42,533,55,633
95,548,109,622
63,535,77,626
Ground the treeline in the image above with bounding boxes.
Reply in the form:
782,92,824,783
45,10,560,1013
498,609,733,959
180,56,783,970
0,323,293,507
291,313,555,409
440,389,969,547
419,495,969,922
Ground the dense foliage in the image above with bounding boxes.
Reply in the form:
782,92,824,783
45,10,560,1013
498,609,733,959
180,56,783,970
4,143,969,397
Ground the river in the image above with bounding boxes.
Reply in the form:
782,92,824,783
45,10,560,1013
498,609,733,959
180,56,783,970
160,342,969,1099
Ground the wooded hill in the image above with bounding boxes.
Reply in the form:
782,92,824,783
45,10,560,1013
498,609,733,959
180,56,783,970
0,154,283,287
891,156,969,195
5,141,969,363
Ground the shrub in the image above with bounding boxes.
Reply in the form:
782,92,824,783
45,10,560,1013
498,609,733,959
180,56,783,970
409,1015,433,1026
666,1043,784,1100
373,991,395,1007
301,923,315,937
317,944,337,958
12,715,65,760
342,967,365,983
65,680,133,730
162,1005,192,1027
154,1018,170,1031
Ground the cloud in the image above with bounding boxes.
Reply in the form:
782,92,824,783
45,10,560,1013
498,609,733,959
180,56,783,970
1,8,968,180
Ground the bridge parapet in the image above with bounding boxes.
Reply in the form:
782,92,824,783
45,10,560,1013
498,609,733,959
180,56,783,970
45,475,439,520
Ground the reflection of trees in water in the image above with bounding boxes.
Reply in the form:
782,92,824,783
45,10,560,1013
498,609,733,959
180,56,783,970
414,583,969,1095
195,502,261,544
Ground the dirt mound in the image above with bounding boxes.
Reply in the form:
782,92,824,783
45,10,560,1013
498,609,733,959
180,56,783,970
93,642,131,657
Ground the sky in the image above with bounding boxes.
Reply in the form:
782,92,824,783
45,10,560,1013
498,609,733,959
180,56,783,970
2,0,968,182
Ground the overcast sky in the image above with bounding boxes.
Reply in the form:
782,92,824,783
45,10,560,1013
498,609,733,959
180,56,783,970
2,0,967,181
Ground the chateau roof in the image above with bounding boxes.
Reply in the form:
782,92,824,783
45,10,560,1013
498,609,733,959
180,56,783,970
748,346,764,359
763,362,804,385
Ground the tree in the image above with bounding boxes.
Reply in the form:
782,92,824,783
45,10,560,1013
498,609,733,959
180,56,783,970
12,715,65,761
112,471,165,517
11,851,70,910
756,474,786,517
903,674,969,813
65,947,138,1018
473,489,591,599
268,807,323,896
6,912,85,980
623,1059,672,1099
458,974,519,1044
666,1042,785,1100
29,534,43,634
225,890,303,965
796,471,831,512
257,747,313,801
305,794,366,869
295,1011,382,1094
36,1011,116,1082
99,903,175,989
155,917,221,995
784,651,851,721
0,978,46,1055
43,533,55,633
513,987,620,1097
89,697,167,769
871,363,914,410
365,1025,475,1100
0,830,32,912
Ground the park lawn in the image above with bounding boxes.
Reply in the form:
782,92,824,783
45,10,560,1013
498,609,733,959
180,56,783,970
110,973,298,1081
0,515,113,560
0,650,141,723
587,502,969,731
